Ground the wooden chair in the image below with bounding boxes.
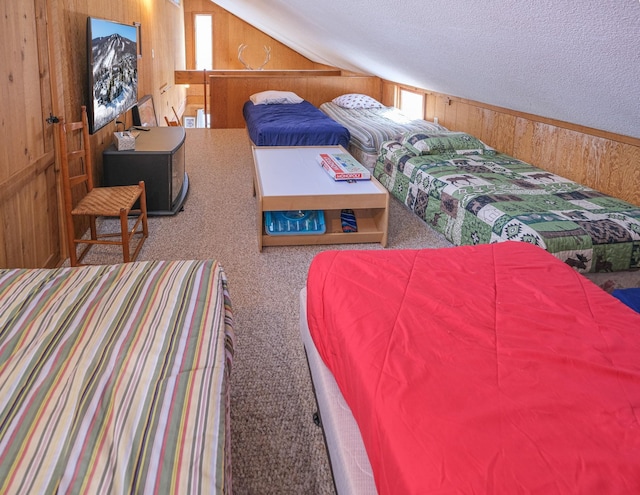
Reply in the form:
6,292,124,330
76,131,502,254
164,106,182,126
57,106,148,266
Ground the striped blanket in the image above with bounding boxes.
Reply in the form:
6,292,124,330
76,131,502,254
0,260,234,494
319,102,446,154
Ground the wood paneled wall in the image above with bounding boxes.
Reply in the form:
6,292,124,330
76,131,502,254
207,73,382,128
384,82,640,206
182,0,334,107
67,0,188,148
1,0,188,268
183,0,331,70
1,0,59,268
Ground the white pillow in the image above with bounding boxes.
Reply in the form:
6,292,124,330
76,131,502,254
332,93,383,109
250,90,304,105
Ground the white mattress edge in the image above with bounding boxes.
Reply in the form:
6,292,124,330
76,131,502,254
299,287,377,495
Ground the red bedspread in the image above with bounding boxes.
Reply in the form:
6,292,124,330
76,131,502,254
306,242,640,494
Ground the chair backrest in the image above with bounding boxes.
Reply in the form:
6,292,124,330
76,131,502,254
58,106,94,209
164,116,180,127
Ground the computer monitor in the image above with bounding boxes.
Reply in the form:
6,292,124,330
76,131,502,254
132,94,158,127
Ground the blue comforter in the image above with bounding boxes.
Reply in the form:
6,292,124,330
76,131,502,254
243,100,350,146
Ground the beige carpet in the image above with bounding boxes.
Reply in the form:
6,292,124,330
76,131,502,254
81,128,639,494
82,128,452,494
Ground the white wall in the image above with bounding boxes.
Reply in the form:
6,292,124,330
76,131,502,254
213,0,640,139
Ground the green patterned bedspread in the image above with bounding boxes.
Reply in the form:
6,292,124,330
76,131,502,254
374,140,640,273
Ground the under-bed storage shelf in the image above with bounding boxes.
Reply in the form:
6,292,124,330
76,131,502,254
260,207,387,248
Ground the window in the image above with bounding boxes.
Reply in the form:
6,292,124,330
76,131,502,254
399,89,424,120
194,14,213,70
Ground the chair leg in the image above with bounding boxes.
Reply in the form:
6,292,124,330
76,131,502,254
120,209,131,263
65,213,79,267
139,181,149,238
90,215,98,240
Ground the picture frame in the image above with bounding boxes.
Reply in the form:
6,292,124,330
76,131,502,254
133,22,142,59
86,16,138,134
132,95,158,127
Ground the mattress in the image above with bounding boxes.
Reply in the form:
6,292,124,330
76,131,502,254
319,101,446,154
374,140,640,272
306,242,640,494
0,260,234,494
344,145,379,173
243,100,350,147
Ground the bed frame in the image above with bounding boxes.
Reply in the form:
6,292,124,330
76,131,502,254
299,288,377,495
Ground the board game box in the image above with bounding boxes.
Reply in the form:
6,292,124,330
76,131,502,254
265,210,326,236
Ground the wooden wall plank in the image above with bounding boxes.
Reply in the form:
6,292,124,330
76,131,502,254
0,151,55,202
43,163,60,267
175,69,342,85
442,99,458,131
0,213,5,268
553,128,586,184
450,101,470,135
3,195,26,268
530,123,558,171
184,0,331,71
433,96,450,128
381,80,396,106
391,83,640,206
424,93,436,121
490,112,517,153
512,117,535,164
21,183,37,266
1,2,37,179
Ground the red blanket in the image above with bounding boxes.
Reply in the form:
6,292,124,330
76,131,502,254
307,242,640,494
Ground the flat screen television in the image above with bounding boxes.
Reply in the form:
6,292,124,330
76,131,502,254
86,17,138,134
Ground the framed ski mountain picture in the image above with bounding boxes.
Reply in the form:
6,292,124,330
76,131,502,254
86,17,138,134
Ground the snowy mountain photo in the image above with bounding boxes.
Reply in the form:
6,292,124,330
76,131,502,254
88,18,138,133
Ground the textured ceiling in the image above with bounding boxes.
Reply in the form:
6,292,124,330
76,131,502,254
212,0,640,139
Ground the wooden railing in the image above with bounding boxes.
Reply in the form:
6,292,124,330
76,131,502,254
176,70,383,129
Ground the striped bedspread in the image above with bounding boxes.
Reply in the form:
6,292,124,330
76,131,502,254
319,102,446,154
0,260,234,494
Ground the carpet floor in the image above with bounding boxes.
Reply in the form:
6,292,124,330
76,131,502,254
80,128,640,494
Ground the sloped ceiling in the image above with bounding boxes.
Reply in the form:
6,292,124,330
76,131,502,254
212,0,640,139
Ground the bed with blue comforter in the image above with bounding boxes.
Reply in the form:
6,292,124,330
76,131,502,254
243,100,350,147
